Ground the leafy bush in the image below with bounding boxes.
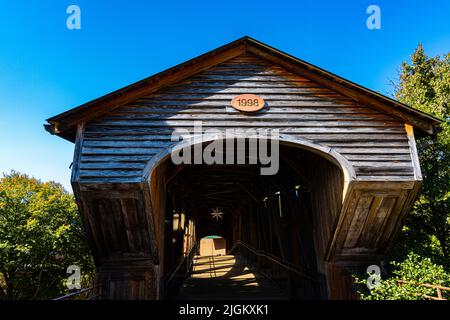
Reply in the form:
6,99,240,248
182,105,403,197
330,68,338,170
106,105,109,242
395,45,450,262
355,252,450,300
357,45,450,300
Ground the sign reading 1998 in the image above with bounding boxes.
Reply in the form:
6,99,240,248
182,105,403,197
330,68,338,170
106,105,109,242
231,94,265,112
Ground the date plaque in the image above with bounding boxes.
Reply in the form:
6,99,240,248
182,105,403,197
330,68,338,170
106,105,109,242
231,94,265,112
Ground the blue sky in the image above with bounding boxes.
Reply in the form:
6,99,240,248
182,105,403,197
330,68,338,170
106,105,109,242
1,0,449,191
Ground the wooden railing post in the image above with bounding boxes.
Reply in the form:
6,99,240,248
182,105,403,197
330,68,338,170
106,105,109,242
437,288,443,300
396,279,450,300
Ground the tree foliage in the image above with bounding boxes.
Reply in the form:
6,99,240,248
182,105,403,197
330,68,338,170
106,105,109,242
393,44,450,263
355,253,450,300
0,171,94,300
356,45,450,300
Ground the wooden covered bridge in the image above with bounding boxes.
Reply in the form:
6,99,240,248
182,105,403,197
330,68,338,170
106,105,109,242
45,37,440,300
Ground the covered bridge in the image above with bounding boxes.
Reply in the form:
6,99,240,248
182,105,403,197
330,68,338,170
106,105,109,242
45,37,440,300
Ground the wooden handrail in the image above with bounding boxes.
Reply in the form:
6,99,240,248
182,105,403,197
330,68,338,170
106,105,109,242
396,279,450,300
161,243,197,299
53,286,100,300
165,243,197,284
228,240,317,282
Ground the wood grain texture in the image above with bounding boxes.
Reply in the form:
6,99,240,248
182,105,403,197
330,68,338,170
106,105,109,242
66,52,427,300
75,54,415,183
327,180,420,262
47,37,439,141
307,153,344,274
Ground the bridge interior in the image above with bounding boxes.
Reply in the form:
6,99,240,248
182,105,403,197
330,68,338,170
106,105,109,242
156,142,344,299
176,255,288,300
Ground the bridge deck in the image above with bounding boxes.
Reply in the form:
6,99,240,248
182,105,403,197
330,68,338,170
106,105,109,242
175,255,288,300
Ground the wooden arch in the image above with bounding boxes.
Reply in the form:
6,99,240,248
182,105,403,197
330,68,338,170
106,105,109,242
144,133,356,195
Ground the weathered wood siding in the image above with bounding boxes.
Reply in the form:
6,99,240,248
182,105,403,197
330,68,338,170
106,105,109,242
77,53,414,183
306,153,344,274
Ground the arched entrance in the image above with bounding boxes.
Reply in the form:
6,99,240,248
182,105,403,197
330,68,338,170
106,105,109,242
149,136,351,299
46,37,432,300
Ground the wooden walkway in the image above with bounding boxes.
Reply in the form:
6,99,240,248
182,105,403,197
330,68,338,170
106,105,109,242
175,255,288,300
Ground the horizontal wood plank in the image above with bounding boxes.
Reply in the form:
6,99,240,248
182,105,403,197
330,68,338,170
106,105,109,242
78,54,415,182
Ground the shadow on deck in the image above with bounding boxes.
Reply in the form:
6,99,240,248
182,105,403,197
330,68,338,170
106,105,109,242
175,255,288,300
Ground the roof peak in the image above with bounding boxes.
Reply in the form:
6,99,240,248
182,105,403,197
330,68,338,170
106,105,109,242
45,36,440,141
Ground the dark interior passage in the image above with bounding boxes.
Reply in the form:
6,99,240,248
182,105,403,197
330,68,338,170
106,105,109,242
158,142,344,299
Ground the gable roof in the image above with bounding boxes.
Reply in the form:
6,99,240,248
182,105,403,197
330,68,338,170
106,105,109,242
45,36,441,142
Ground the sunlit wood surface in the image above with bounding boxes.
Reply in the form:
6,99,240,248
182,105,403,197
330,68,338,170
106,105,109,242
176,255,288,300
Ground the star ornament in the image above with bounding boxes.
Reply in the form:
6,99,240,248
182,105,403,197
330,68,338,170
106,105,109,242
210,208,224,221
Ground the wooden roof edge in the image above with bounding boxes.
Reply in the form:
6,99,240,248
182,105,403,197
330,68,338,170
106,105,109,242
45,36,442,141
244,37,442,132
45,36,250,133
